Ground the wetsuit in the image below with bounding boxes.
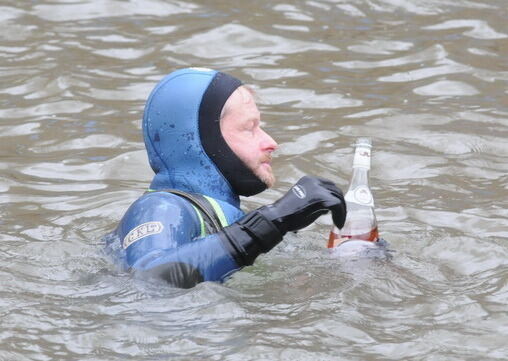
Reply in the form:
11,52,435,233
106,68,347,288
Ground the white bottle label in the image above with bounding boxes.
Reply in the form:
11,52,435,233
345,185,374,207
353,146,371,169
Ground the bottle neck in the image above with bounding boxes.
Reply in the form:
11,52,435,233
345,143,374,206
348,144,371,190
349,166,369,190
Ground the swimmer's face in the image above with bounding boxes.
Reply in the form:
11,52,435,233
220,86,278,188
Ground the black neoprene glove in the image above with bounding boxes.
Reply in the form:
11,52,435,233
220,176,347,266
257,175,347,234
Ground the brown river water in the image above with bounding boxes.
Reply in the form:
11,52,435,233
1,1,507,360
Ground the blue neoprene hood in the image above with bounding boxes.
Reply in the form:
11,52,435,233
142,68,266,208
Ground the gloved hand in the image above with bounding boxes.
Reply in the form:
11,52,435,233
258,176,347,234
220,176,347,266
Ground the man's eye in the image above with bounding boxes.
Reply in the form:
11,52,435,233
244,123,255,131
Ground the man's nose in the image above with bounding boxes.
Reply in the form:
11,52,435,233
261,129,278,152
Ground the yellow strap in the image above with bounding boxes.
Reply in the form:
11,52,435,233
191,205,207,238
203,195,229,227
146,188,227,234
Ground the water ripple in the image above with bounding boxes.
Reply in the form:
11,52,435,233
424,19,508,39
165,23,338,60
32,0,199,22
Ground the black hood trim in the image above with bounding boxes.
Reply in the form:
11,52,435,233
198,72,267,197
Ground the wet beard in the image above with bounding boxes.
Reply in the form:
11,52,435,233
254,166,276,188
235,152,276,189
251,156,276,188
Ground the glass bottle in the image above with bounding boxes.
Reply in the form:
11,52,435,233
328,137,379,248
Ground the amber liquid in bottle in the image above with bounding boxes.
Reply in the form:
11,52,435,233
328,138,379,248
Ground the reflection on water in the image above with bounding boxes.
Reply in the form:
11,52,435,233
1,0,507,359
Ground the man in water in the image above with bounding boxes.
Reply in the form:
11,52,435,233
107,68,347,288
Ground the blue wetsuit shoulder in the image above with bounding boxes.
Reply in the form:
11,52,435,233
118,192,199,265
111,191,242,286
